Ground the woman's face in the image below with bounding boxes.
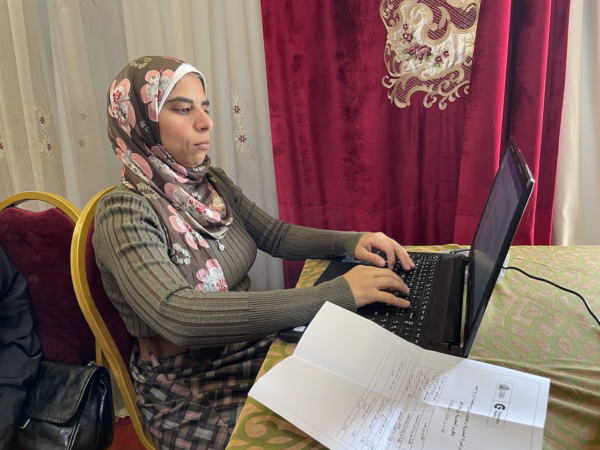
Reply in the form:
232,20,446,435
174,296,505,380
158,73,212,167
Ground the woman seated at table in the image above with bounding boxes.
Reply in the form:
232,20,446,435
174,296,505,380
94,56,414,450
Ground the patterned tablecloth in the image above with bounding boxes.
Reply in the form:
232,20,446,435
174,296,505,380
228,246,600,450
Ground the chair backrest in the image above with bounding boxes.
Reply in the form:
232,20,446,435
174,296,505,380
86,219,136,371
71,186,157,450
0,191,96,366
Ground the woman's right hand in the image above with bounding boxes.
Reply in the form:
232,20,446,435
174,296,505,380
342,265,410,309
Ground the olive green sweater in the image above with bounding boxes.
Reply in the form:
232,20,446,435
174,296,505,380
93,167,361,347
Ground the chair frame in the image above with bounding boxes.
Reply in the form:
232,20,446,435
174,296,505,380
0,192,119,447
0,191,80,221
71,186,157,450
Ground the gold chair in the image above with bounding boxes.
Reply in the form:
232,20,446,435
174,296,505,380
0,192,97,366
0,191,80,220
71,186,157,450
0,193,114,448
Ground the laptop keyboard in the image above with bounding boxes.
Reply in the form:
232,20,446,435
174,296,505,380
358,253,440,346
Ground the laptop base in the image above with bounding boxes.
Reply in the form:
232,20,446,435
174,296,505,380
314,253,468,357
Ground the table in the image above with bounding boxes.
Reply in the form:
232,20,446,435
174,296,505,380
228,246,600,450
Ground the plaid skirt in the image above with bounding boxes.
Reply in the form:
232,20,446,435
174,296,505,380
131,336,273,450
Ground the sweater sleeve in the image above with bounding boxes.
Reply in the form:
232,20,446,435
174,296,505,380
94,190,357,348
210,167,365,260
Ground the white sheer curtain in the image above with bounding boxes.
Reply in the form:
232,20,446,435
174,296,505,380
0,0,284,291
553,0,600,245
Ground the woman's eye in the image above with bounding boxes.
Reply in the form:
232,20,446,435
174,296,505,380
203,109,210,115
177,108,190,114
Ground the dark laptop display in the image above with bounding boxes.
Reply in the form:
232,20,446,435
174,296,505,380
462,139,534,354
281,138,534,358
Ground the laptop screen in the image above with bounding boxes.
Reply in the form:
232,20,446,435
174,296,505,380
469,147,527,328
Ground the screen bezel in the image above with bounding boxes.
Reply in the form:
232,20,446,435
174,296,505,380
462,138,535,356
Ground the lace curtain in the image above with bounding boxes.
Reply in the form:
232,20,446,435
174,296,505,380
0,0,284,291
553,0,600,245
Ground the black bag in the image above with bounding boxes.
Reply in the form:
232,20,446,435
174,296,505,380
15,361,114,450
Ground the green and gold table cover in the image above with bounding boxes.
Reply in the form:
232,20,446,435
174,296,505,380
229,246,600,450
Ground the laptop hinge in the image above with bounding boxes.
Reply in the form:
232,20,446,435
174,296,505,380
449,345,464,357
422,254,467,354
451,256,470,358
441,255,468,348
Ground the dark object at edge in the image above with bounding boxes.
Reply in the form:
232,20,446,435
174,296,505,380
15,361,114,450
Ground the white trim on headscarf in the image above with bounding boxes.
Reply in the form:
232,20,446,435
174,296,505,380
157,63,206,115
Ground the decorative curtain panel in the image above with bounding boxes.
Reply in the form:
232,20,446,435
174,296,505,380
455,0,570,245
0,0,283,292
553,0,600,245
0,0,70,199
261,0,570,287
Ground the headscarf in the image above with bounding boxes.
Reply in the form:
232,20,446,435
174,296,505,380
107,56,231,293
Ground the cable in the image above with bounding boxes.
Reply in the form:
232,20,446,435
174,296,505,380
503,266,600,328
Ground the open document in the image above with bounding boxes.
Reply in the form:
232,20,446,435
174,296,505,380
249,302,550,450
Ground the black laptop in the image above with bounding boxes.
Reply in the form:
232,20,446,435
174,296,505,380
281,138,534,357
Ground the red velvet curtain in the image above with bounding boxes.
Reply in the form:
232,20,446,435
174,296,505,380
261,0,570,288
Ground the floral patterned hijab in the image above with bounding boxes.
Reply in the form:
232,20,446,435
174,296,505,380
107,56,231,293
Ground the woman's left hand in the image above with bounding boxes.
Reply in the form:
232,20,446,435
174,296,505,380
354,232,415,271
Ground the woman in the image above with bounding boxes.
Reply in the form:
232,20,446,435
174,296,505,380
94,56,413,450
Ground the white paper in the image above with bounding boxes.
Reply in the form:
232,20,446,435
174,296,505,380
249,302,550,450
